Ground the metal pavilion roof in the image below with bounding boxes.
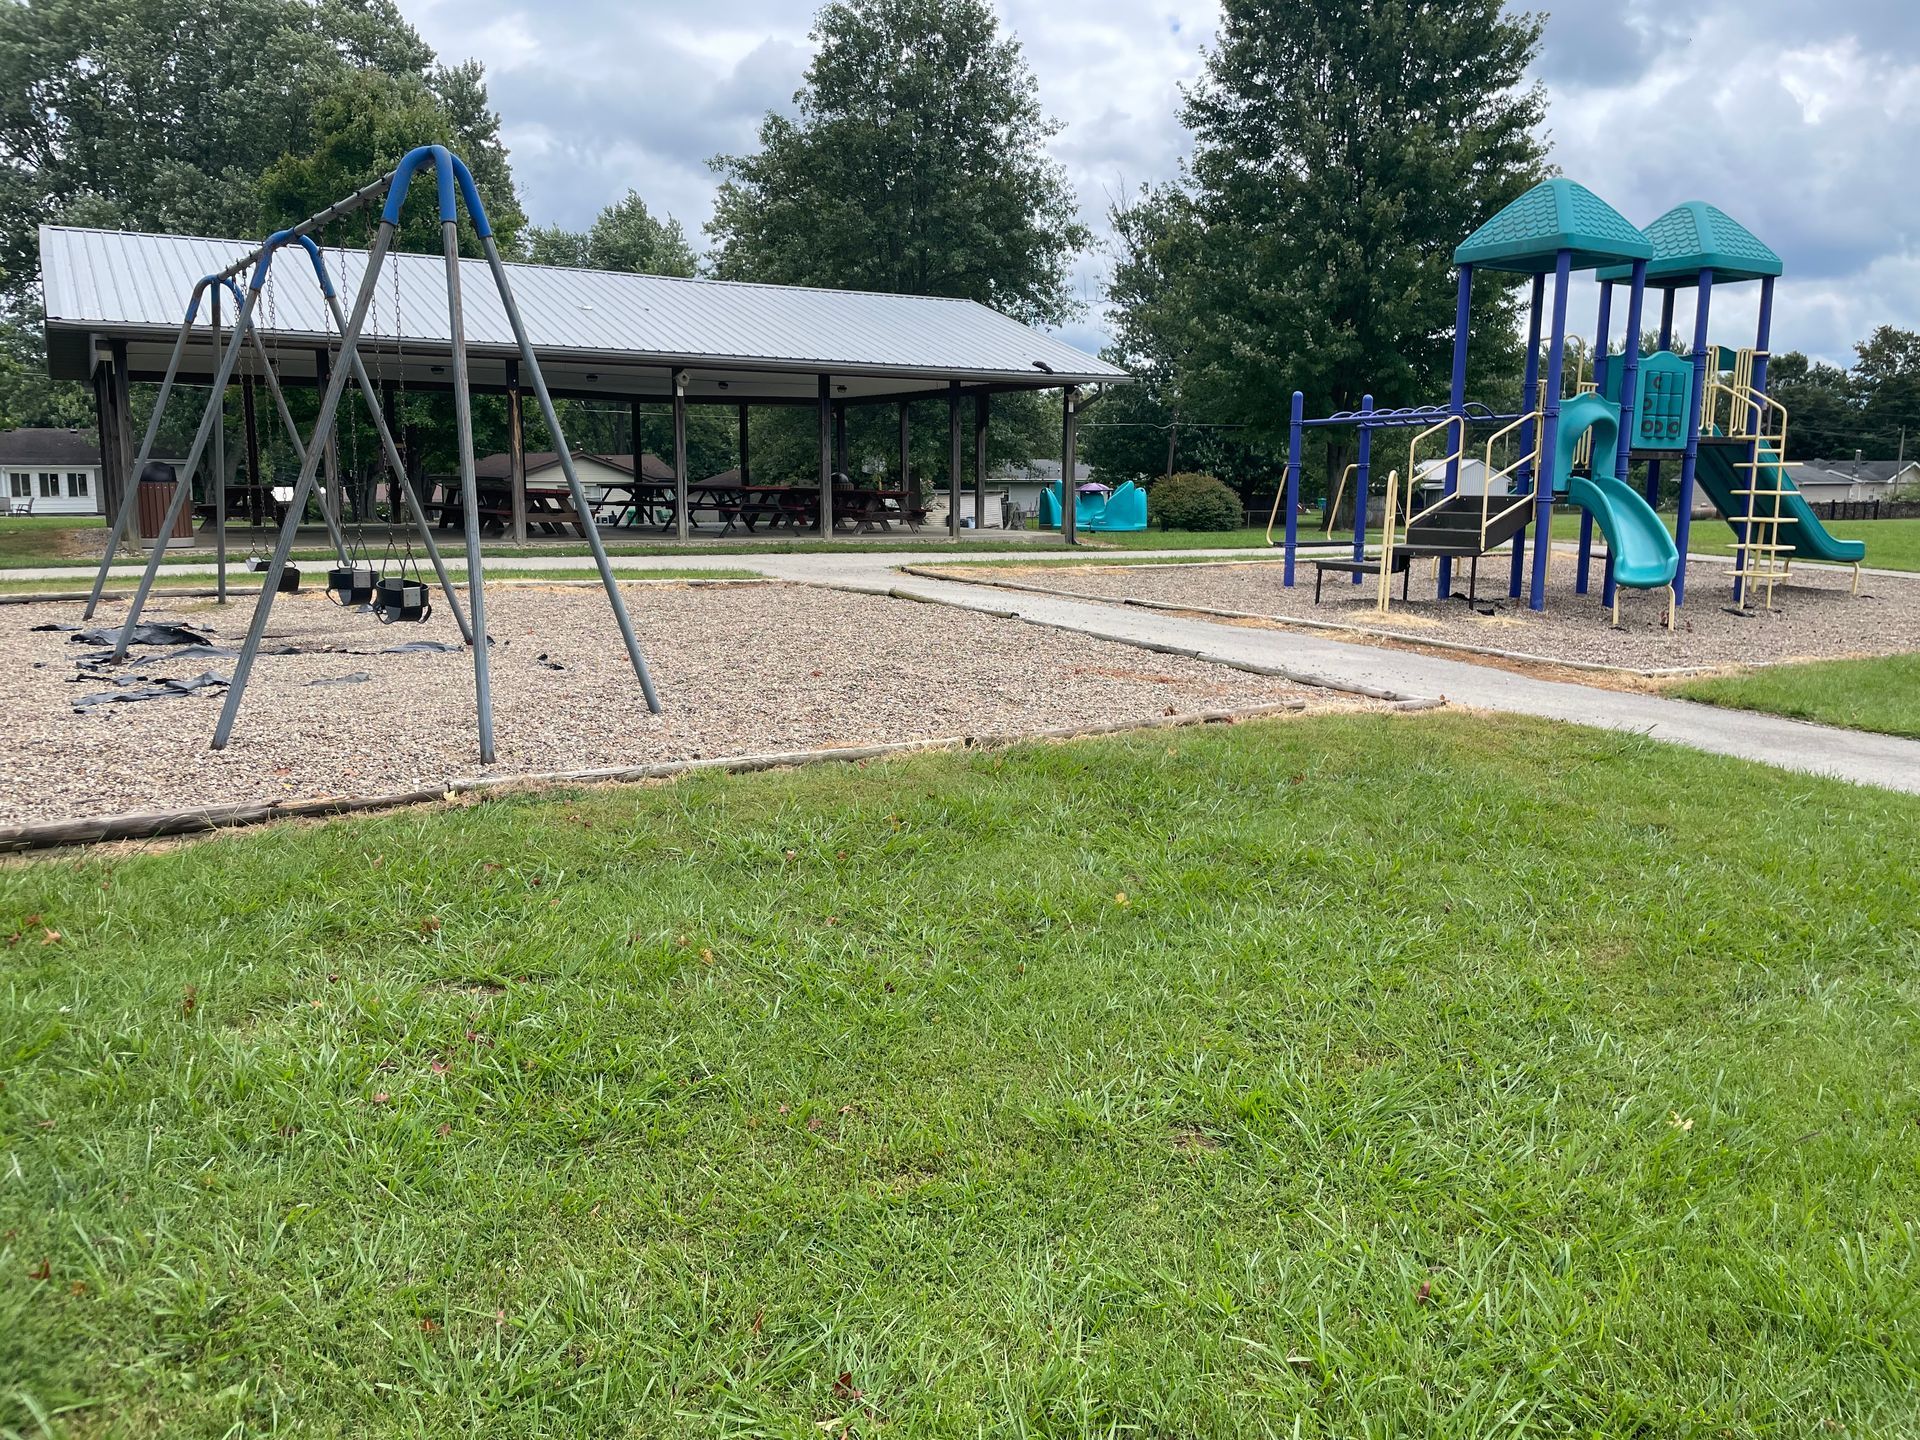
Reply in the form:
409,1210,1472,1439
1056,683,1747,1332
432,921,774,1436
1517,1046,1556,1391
38,225,1127,403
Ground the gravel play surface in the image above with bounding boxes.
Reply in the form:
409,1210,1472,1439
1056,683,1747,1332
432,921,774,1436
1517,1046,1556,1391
0,582,1361,827
940,551,1920,671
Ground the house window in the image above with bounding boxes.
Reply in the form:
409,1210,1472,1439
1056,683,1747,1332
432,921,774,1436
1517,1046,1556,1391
38,472,59,497
68,471,89,497
7,472,26,497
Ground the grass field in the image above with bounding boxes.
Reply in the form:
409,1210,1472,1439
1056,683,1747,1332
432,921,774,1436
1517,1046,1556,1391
1671,654,1920,739
0,514,105,568
4,713,1919,1435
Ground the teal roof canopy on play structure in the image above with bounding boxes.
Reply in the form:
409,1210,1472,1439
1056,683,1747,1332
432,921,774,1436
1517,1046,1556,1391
1593,201,1783,285
1452,178,1653,274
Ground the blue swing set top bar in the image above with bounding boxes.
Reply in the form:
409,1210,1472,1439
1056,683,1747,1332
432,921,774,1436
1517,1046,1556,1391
213,144,491,291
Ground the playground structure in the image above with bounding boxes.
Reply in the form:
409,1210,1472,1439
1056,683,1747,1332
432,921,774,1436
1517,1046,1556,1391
1037,479,1147,532
81,146,660,764
1275,181,1867,624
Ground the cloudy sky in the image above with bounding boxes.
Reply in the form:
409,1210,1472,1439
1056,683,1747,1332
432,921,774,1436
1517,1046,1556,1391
403,0,1919,368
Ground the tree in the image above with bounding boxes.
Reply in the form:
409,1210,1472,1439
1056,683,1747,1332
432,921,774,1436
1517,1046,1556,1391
707,0,1089,326
1767,351,1860,462
257,63,524,258
525,191,697,277
1119,0,1547,486
1851,326,1920,461
0,0,438,296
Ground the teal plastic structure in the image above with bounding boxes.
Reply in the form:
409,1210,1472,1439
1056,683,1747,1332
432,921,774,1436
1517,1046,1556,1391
1038,480,1147,532
1601,350,1693,453
1693,441,1867,564
1453,178,1654,274
1550,394,1678,591
1595,201,1783,287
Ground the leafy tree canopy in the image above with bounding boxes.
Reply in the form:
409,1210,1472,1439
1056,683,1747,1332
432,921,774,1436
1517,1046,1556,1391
706,0,1089,326
1103,0,1548,485
0,0,454,293
525,191,697,277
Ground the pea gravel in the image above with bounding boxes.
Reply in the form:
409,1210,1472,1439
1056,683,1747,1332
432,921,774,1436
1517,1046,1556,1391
0,582,1360,827
948,551,1920,671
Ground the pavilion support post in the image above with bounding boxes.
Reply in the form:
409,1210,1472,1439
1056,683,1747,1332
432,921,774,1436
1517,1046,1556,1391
897,401,912,510
974,392,990,529
817,375,834,535
1061,386,1080,546
947,381,963,538
242,377,262,526
105,340,133,527
672,368,690,541
738,402,750,486
833,400,847,479
630,396,644,528
507,358,528,544
314,346,342,532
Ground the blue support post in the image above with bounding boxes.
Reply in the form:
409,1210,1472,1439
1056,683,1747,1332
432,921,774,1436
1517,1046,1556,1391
1646,287,1677,506
1673,269,1714,607
1351,394,1373,582
1577,282,1616,596
1438,264,1472,597
1282,390,1303,586
1510,273,1545,598
1528,249,1573,611
1603,258,1648,612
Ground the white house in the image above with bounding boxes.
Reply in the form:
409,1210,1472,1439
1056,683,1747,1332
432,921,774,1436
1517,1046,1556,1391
0,427,102,515
1795,456,1919,505
986,457,1093,516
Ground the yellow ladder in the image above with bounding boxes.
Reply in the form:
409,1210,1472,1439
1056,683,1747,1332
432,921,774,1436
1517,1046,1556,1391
1701,348,1795,610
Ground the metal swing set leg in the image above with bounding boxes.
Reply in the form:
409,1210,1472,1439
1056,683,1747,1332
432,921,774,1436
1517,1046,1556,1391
206,146,659,764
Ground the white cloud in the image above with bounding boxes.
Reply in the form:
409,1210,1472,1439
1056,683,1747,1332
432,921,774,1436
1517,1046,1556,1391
399,0,1919,367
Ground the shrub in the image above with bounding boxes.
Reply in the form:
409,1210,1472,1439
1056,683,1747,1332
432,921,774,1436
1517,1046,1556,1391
1149,472,1242,531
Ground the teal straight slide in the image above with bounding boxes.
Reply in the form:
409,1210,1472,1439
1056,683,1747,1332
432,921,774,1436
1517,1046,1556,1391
1553,393,1680,591
1693,440,1867,564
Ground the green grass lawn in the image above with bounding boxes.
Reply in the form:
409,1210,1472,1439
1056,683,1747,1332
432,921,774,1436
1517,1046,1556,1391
5,713,1920,1435
0,514,105,568
1670,654,1920,739
0,566,764,598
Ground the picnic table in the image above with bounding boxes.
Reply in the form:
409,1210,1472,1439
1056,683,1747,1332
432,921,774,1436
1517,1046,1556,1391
427,481,587,538
595,479,747,532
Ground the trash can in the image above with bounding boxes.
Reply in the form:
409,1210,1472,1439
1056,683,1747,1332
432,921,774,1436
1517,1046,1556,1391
136,461,195,549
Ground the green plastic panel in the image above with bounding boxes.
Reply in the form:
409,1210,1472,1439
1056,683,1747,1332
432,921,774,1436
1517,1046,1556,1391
1596,201,1783,284
1616,351,1694,451
1453,178,1653,275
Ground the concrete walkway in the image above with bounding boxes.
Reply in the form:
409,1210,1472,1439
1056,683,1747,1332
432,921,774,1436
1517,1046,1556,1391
749,552,1920,797
12,544,1919,796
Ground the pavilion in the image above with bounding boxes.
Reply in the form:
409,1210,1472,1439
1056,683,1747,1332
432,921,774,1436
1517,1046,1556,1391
37,224,1126,542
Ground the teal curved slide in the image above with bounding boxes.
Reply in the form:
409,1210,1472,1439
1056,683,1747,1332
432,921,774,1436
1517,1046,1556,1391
1693,440,1866,564
1552,393,1679,590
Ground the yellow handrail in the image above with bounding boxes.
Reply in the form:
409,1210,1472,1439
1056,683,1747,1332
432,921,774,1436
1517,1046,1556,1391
1375,469,1401,614
1475,410,1543,549
1401,415,1468,528
1321,464,1359,537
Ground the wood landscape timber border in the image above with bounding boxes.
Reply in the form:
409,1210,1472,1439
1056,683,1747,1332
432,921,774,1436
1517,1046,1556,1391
0,695,1443,854
0,576,781,605
900,565,1719,680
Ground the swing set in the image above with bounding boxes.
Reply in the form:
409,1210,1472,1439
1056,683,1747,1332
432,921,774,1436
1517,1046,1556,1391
83,146,662,763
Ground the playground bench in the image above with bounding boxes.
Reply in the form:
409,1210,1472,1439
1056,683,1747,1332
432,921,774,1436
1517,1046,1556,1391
1312,554,1411,603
